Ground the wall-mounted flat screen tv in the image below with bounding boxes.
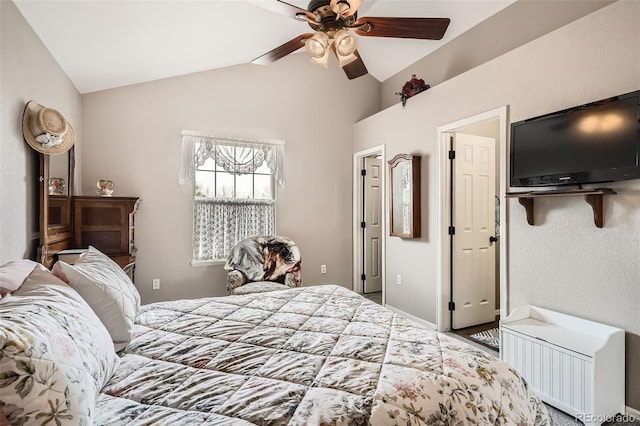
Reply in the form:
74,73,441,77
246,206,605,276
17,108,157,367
510,89,640,187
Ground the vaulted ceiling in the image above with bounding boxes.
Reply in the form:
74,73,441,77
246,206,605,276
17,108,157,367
14,0,514,94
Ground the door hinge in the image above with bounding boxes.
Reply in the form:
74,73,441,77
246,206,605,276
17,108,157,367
361,274,366,281
448,150,456,160
448,226,455,235
448,301,456,311
361,169,367,176
361,221,366,228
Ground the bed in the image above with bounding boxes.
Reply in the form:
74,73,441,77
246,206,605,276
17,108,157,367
0,249,550,425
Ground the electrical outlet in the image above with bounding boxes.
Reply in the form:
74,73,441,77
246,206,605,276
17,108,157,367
321,264,327,274
396,274,402,285
152,278,160,290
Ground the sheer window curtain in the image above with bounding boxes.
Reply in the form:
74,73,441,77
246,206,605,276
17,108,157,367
179,131,285,262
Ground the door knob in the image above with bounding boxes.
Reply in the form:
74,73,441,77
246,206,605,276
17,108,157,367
489,236,498,243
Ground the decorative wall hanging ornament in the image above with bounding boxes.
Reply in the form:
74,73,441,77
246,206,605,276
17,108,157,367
22,101,76,155
396,74,430,107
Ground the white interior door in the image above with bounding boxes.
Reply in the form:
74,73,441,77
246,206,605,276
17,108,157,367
452,133,496,329
363,156,382,293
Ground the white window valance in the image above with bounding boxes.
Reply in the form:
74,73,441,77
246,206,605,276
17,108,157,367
179,130,285,187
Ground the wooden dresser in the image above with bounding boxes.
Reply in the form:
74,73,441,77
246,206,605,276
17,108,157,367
72,196,140,270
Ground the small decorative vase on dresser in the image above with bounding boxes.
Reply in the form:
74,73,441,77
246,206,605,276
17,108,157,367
71,196,141,280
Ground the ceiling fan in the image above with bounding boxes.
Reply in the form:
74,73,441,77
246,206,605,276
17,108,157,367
252,0,450,80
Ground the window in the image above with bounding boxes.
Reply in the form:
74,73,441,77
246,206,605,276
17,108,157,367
194,146,273,200
179,132,284,263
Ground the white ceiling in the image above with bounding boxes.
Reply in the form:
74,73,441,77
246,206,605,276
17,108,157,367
14,0,514,94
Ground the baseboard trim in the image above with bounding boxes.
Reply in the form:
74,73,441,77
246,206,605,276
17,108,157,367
384,304,437,330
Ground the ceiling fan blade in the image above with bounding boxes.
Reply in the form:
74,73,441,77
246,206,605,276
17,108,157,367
260,0,316,21
354,17,450,40
252,33,313,65
330,45,368,80
342,51,368,80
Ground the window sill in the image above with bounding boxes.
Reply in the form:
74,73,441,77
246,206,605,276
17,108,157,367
191,259,226,267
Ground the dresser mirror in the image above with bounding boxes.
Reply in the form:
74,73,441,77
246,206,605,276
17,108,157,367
38,147,74,267
48,154,69,196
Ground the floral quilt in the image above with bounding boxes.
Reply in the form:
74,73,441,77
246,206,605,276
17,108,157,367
97,285,550,425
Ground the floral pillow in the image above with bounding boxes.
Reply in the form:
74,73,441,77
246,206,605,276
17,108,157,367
0,265,119,425
52,246,140,352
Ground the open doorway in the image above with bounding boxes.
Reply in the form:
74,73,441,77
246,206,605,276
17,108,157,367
436,107,508,347
353,145,386,304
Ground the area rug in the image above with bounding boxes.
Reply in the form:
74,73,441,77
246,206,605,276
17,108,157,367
469,327,500,350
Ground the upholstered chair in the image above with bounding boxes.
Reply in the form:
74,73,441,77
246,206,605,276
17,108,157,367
224,236,302,295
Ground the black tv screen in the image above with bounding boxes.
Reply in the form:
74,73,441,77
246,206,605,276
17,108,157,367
510,89,640,187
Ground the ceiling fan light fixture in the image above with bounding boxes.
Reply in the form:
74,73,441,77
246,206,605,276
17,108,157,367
304,31,329,58
309,48,329,68
336,51,358,67
334,29,357,56
329,0,362,17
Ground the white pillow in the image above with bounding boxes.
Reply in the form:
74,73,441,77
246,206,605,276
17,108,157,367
52,246,140,351
0,258,39,298
1,266,119,425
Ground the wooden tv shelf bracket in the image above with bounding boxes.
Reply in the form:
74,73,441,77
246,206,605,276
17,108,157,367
506,188,616,228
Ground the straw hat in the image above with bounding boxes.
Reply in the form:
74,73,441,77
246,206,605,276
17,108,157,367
22,101,75,155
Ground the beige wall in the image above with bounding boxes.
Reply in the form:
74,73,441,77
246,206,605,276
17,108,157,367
380,0,614,109
0,0,82,263
81,54,380,303
354,1,640,409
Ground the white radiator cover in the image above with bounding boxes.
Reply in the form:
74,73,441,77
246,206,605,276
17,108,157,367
501,305,625,426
